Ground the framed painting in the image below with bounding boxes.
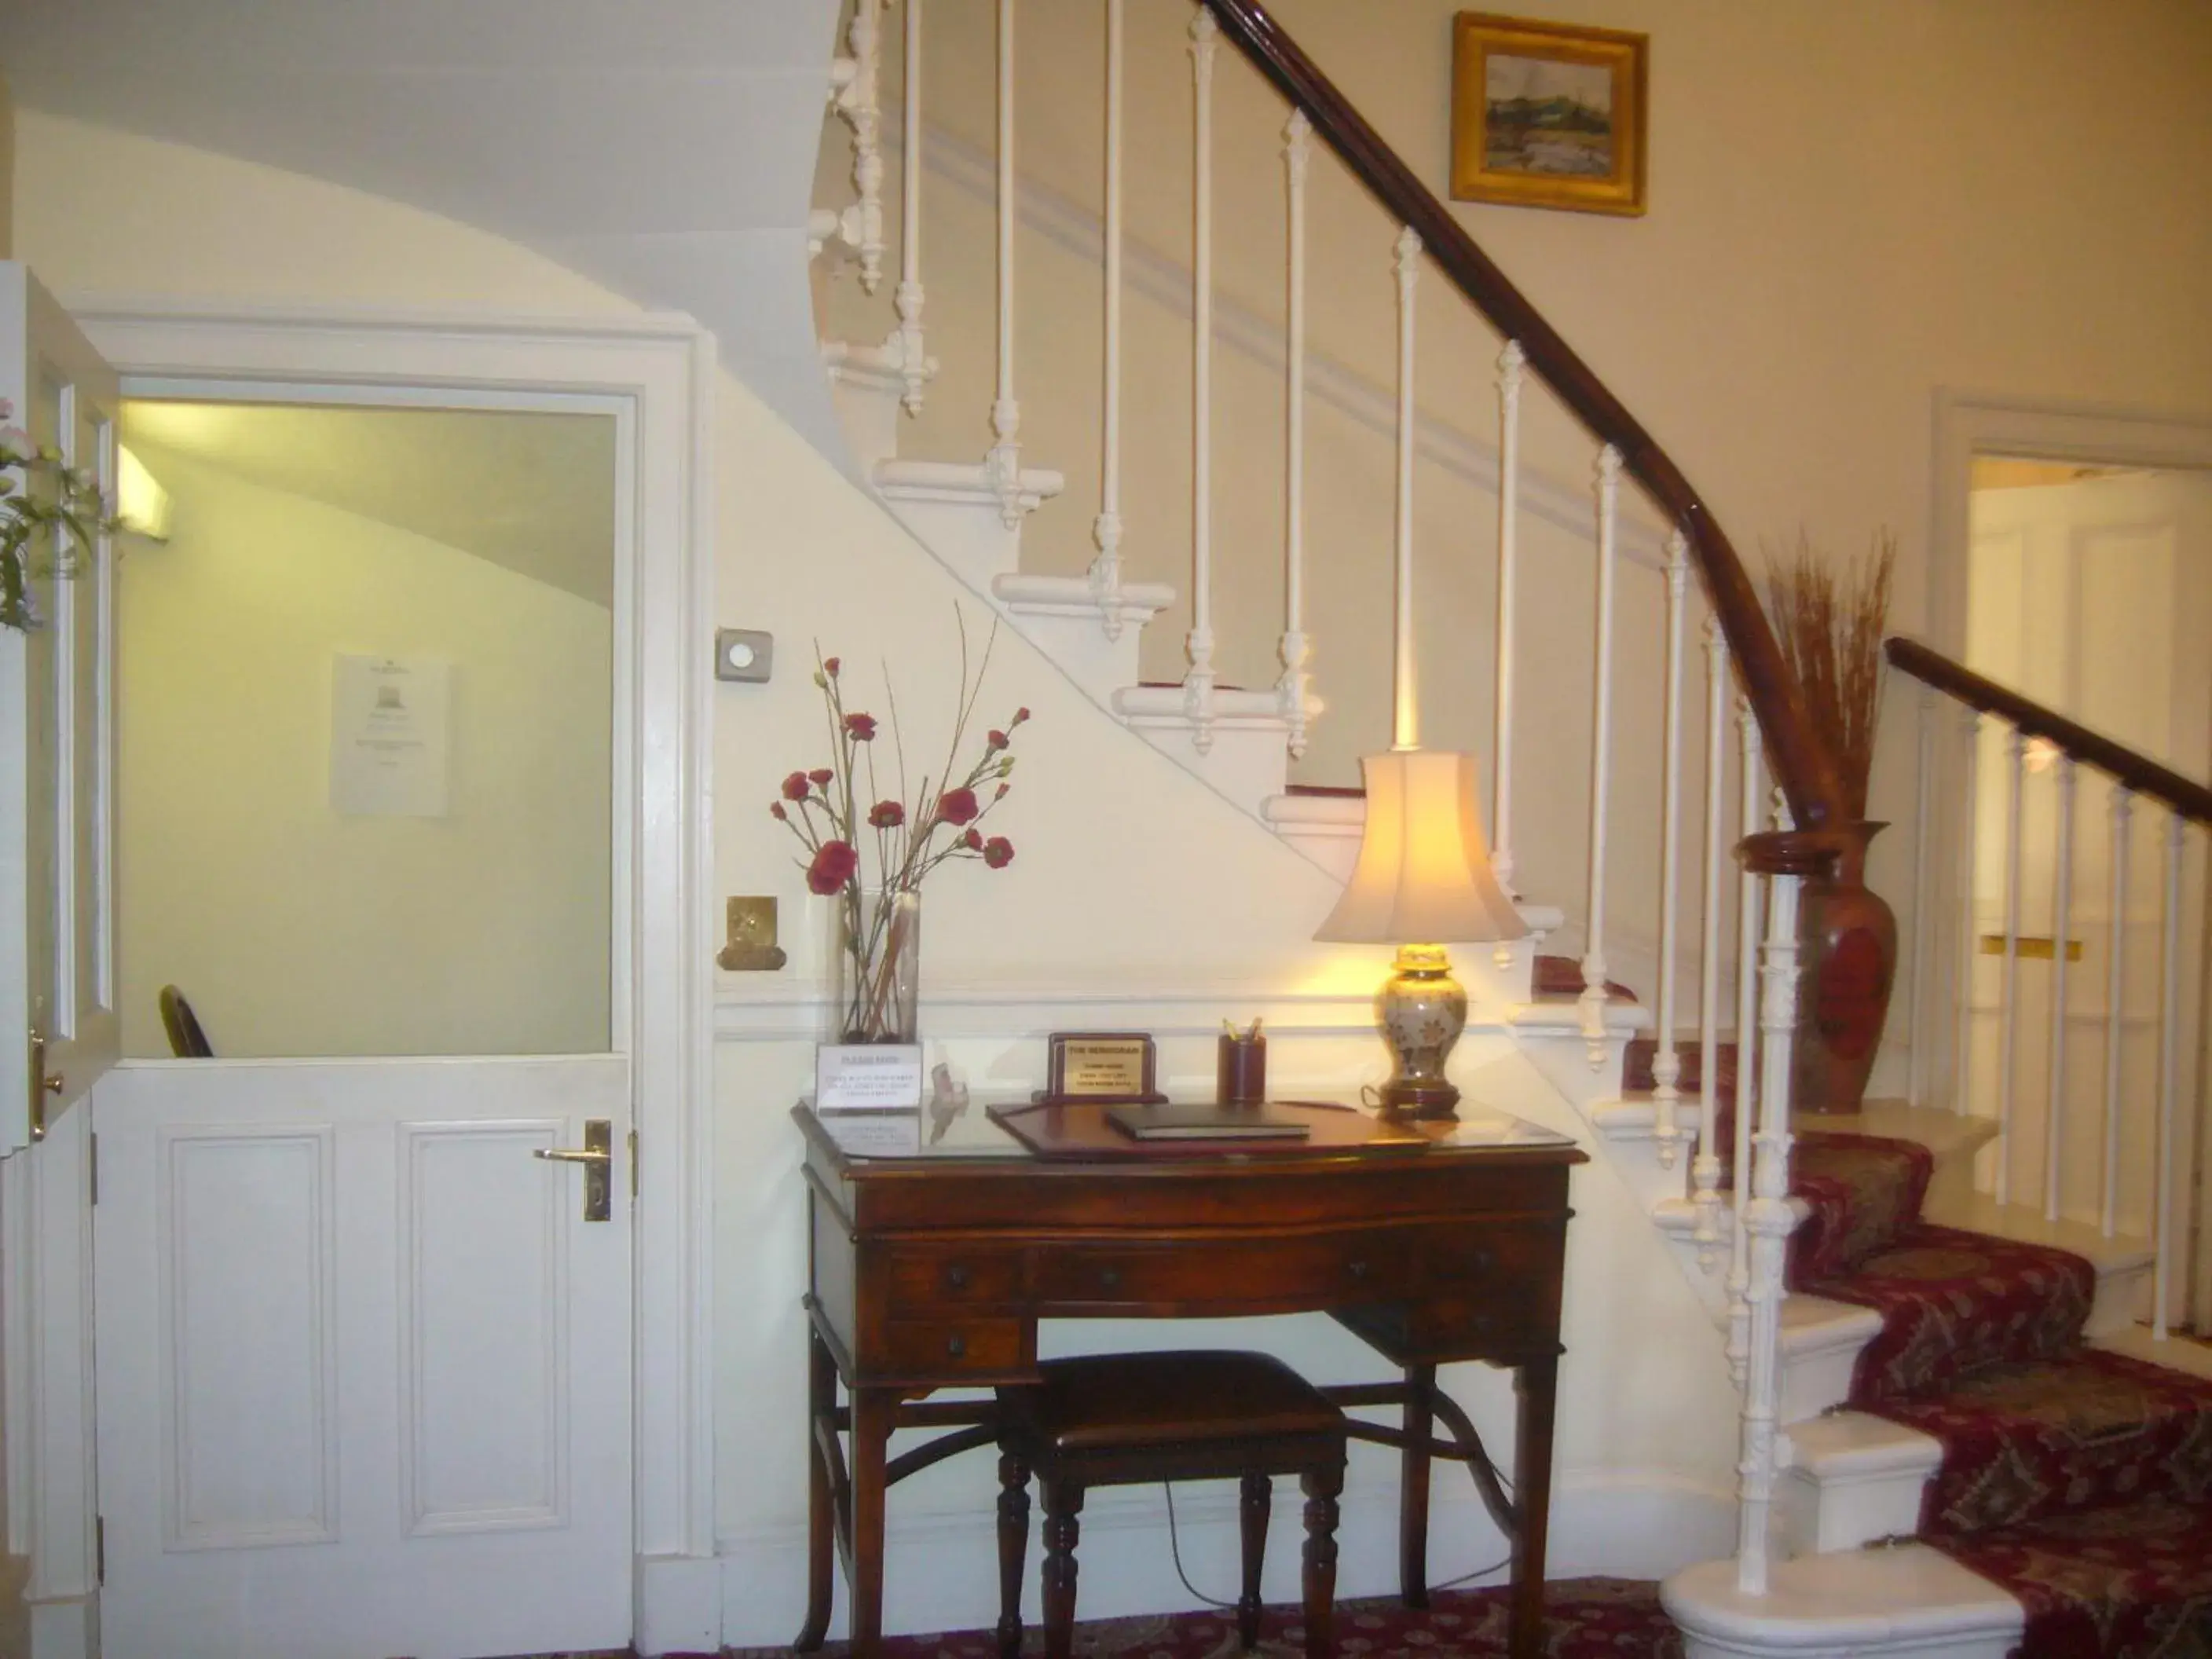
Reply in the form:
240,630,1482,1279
1450,13,1648,217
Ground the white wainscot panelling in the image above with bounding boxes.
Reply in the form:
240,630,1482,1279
159,1126,337,1551
399,1120,569,1536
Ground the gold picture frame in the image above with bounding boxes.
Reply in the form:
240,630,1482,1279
1450,13,1647,217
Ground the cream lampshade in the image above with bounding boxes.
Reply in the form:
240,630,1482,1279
1316,749,1527,1118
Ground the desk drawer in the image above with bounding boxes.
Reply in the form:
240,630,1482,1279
878,1317,1027,1379
1033,1232,1403,1311
883,1244,1026,1311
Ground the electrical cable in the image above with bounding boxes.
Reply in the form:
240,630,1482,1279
1163,1482,1514,1606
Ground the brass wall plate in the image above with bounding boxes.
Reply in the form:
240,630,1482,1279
1978,935,2084,962
720,895,789,971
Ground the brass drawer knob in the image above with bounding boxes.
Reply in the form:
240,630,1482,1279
1099,1267,1122,1290
1346,1258,1369,1280
946,1334,968,1358
1470,1248,1496,1274
945,1264,972,1291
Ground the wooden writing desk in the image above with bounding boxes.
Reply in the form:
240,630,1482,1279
793,1098,1587,1659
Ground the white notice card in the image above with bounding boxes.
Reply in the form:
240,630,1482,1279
331,655,452,818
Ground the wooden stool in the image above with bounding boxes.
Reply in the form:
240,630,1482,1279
995,1350,1347,1659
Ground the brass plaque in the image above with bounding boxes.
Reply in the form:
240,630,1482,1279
1043,1032,1163,1103
1978,935,2083,963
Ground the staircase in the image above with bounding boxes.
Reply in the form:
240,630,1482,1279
804,3,2212,1655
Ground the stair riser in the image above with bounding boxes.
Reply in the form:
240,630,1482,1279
1778,1465,1932,1555
998,606,1146,705
1680,1629,2018,1659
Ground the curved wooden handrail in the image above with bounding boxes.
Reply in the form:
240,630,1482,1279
1887,637,2212,824
1199,0,1845,834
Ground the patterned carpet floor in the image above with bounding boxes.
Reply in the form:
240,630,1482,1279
723,1578,1681,1659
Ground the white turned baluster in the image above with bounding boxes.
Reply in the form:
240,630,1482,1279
2153,811,2184,1341
1909,690,1935,1106
2043,758,2075,1222
2101,787,2133,1239
1954,709,1981,1115
1580,445,1623,1066
892,0,931,413
1737,866,1804,1598
1276,110,1313,755
1691,619,1730,1267
1183,9,1220,753
1650,532,1690,1168
840,0,888,292
1492,340,1525,895
1725,701,1763,1387
1391,225,1423,749
1089,0,1127,628
1997,727,2027,1206
983,0,1024,528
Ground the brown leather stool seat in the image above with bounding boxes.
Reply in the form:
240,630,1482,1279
995,1351,1347,1659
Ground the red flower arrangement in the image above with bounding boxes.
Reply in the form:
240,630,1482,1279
771,617,1026,1042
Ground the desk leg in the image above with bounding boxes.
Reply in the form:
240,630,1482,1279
849,1387,898,1659
795,1326,837,1650
1399,1361,1436,1609
1508,1356,1559,1659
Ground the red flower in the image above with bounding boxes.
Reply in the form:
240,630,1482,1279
987,729,1009,751
868,800,906,829
823,657,841,677
938,786,980,826
994,782,1010,799
1013,707,1031,724
808,767,834,787
844,712,878,742
770,802,788,821
983,836,1015,870
781,771,811,801
806,840,859,895
962,827,983,851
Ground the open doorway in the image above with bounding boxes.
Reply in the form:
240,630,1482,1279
1961,455,2212,1334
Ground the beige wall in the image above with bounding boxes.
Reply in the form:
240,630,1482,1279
0,71,13,260
115,439,613,1059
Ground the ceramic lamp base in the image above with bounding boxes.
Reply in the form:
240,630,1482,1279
1373,943,1468,1121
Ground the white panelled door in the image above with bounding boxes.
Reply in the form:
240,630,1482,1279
93,1057,633,1659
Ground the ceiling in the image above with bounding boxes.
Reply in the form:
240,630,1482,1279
123,401,617,609
1,0,848,460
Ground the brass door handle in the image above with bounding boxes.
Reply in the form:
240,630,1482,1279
533,1119,613,1221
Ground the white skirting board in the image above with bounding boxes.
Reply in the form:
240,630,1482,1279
704,1470,1732,1649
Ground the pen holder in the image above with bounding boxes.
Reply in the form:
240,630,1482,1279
1217,1034,1267,1104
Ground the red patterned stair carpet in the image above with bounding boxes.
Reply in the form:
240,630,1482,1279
723,1579,1682,1659
1786,1132,2212,1657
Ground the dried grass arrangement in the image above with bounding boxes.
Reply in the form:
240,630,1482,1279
1765,529,1897,822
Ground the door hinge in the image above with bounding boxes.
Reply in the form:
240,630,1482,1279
94,1514,104,1585
88,1132,97,1205
628,1128,639,1199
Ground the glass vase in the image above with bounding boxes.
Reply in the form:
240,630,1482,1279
833,885,921,1045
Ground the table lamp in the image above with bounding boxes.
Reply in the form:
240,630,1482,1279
1315,748,1526,1119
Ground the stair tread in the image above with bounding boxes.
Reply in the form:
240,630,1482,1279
1665,1544,2021,1646
1925,1190,2157,1276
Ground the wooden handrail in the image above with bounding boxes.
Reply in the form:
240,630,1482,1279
1199,0,1845,833
1888,636,2212,825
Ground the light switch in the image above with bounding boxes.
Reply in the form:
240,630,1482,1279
716,628,775,683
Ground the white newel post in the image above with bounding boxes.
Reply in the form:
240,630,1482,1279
1953,709,1981,1115
1184,9,1220,753
2101,786,2133,1238
1492,340,1525,896
1278,109,1313,756
1580,445,1623,1065
893,0,931,412
1737,863,1804,1597
2043,757,2075,1222
1391,225,1422,749
840,0,888,293
1998,726,2027,1206
1909,689,1934,1106
1691,619,1729,1265
2153,811,2184,1340
1089,0,1127,625
985,0,1024,526
1651,531,1690,1167
1725,701,1763,1387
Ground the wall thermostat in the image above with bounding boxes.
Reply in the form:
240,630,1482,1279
715,628,775,683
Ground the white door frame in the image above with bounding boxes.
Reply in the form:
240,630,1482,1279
68,300,720,1650
1925,391,2212,1331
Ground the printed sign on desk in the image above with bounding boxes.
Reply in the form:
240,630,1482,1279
816,1044,924,1110
331,655,451,818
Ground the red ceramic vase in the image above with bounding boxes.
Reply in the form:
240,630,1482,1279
1793,822,1897,1115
